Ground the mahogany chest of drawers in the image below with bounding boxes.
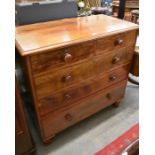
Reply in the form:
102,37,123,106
15,15,138,143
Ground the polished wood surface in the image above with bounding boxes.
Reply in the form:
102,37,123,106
42,81,127,139
15,79,35,155
31,40,95,75
38,65,130,116
95,46,134,74
96,30,137,54
16,15,138,143
16,15,138,56
34,59,96,97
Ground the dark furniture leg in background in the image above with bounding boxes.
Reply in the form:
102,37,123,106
118,0,126,19
129,50,139,85
15,78,35,155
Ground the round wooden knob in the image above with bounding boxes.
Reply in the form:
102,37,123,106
109,75,117,81
63,75,72,82
64,53,72,63
106,93,112,100
64,94,71,100
115,39,123,46
65,113,72,121
112,56,120,64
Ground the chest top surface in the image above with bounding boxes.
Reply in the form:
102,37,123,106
16,15,138,56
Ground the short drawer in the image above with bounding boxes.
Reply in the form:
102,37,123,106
95,46,134,74
31,41,95,75
34,60,96,98
41,81,127,139
96,30,137,55
38,64,130,116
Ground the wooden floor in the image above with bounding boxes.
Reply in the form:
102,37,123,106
27,81,139,155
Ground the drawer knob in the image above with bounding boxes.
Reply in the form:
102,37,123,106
115,39,123,46
64,94,72,100
109,75,117,81
65,113,73,121
63,75,72,82
106,93,112,99
64,53,72,63
112,56,120,64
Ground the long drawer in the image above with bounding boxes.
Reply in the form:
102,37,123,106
41,80,127,139
38,64,130,116
34,60,96,97
30,40,95,76
96,30,137,55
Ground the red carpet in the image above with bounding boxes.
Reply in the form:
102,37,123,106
95,123,139,155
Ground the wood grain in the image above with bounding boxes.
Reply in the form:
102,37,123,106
34,59,96,97
15,15,138,56
41,81,127,139
38,64,130,116
15,15,138,143
95,46,134,75
30,40,95,75
96,30,137,55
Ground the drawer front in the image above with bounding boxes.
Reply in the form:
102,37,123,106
34,60,96,98
38,64,130,116
31,41,95,75
95,46,134,74
96,30,137,55
41,81,127,139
